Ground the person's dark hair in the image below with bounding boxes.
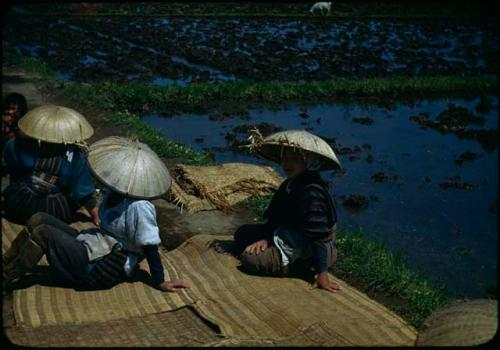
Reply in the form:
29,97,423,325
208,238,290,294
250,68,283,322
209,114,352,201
2,93,28,117
104,190,127,209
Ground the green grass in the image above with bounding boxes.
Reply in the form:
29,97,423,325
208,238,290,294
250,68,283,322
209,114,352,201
3,44,62,84
108,111,211,165
65,76,498,114
334,227,450,328
243,194,452,329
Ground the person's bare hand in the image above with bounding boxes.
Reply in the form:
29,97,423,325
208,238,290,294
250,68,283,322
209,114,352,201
159,279,189,292
310,272,342,293
244,239,268,255
89,206,100,226
77,206,100,226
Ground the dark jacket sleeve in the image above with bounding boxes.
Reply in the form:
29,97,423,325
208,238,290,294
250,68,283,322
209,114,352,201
142,245,165,287
65,149,96,210
299,184,332,273
311,240,330,273
298,184,331,239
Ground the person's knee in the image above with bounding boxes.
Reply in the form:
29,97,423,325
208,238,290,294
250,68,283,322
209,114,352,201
239,247,283,276
26,212,53,231
30,224,53,249
239,251,260,272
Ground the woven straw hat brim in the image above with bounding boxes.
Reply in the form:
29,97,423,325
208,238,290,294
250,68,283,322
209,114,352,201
18,104,94,144
257,143,340,171
255,130,341,171
416,299,498,346
88,136,171,199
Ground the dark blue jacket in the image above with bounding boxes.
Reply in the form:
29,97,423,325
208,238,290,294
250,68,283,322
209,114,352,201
263,170,337,272
3,137,96,210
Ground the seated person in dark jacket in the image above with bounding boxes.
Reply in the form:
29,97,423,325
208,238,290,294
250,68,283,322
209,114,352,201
234,148,342,293
3,135,99,225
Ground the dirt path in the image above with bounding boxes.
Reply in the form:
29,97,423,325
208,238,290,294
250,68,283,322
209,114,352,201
2,68,47,107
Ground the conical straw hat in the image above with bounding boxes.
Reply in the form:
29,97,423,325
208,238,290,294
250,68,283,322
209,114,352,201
88,136,171,199
416,299,498,346
246,129,341,171
18,104,94,144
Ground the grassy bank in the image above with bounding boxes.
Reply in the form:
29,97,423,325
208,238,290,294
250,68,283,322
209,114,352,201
243,195,451,329
64,76,498,115
109,111,211,165
3,45,59,83
6,44,496,115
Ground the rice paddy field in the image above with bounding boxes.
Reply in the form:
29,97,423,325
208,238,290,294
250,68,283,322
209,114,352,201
3,2,498,303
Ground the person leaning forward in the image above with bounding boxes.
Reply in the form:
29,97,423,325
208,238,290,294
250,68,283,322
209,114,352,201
2,105,99,225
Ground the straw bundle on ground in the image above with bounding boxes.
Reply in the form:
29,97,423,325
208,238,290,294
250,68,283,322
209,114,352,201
416,299,497,346
88,136,171,199
169,163,283,213
18,104,93,144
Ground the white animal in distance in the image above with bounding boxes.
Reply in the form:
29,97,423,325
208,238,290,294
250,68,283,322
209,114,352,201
310,2,332,16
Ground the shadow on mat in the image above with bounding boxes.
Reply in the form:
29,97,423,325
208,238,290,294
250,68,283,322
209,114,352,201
208,239,239,257
7,266,73,291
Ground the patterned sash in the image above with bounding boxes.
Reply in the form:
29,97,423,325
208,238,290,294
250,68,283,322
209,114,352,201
79,248,128,290
3,151,73,224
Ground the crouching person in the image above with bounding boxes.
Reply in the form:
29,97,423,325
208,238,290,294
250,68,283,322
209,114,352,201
235,130,343,293
3,136,189,293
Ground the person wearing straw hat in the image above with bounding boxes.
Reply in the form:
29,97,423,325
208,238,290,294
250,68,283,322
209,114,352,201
2,104,99,225
234,129,342,293
3,136,189,293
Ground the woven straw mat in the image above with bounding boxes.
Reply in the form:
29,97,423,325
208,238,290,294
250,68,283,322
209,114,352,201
3,218,417,345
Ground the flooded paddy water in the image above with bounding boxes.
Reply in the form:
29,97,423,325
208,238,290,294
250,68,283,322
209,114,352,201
144,97,498,298
3,9,498,299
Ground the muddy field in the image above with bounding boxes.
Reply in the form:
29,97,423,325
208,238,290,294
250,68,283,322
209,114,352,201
144,97,498,297
4,16,498,83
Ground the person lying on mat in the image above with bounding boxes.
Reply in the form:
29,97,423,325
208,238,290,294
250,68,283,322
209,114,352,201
3,202,189,293
234,145,342,293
